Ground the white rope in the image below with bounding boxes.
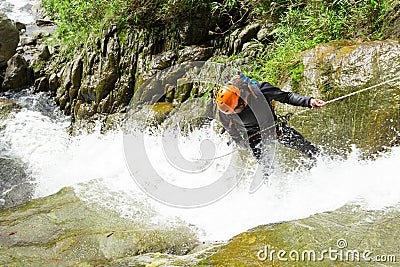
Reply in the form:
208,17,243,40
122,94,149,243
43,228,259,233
293,76,400,117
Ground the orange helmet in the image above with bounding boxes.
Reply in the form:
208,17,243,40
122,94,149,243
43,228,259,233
216,85,241,114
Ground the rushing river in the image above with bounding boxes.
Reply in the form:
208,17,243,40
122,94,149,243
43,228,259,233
1,89,400,241
0,0,39,24
1,1,400,243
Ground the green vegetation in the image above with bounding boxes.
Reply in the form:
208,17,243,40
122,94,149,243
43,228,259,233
42,0,395,83
246,0,393,84
42,0,215,53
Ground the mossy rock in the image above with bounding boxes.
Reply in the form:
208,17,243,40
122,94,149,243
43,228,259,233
278,40,400,158
0,186,199,266
199,205,400,266
145,102,175,125
0,98,19,111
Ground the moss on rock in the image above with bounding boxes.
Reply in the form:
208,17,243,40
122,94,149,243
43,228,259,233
199,205,400,266
0,187,199,266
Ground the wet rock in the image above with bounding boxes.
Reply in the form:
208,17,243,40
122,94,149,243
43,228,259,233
165,84,175,103
36,19,54,26
151,102,175,124
278,40,400,157
32,29,51,40
14,22,26,32
1,54,33,91
33,76,49,93
282,40,400,99
37,45,51,61
30,46,52,79
257,21,275,43
0,100,31,210
79,36,120,108
241,42,264,57
102,25,118,56
96,37,120,103
178,46,213,63
150,52,177,70
131,62,197,108
178,16,213,45
74,100,96,120
226,28,241,54
173,78,192,105
97,94,112,113
0,12,20,67
0,186,199,266
56,62,72,102
238,23,261,44
69,55,83,100
0,98,19,118
48,72,59,96
163,97,215,131
20,37,36,46
0,158,33,210
104,112,125,131
233,23,261,54
200,205,400,266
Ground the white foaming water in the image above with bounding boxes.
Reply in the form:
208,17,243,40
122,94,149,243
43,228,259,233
0,0,38,24
2,103,400,241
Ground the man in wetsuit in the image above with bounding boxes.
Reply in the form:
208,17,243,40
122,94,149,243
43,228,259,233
216,73,326,161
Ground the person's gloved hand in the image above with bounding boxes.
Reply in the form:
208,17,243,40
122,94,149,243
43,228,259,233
310,98,326,109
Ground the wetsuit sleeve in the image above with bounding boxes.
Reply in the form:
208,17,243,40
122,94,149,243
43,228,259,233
218,111,243,143
258,82,312,108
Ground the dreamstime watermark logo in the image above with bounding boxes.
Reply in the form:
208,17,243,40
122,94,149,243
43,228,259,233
256,238,397,263
123,61,276,208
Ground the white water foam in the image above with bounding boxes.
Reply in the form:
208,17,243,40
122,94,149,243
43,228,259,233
2,104,400,241
0,0,38,24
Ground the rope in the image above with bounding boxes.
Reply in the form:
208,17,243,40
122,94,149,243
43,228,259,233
195,75,400,161
292,76,400,117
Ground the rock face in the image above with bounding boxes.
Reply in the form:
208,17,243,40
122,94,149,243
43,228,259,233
0,187,199,266
282,40,400,99
32,15,274,126
0,12,19,68
276,40,400,157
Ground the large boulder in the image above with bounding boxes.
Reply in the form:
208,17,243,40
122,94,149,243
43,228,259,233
0,186,199,266
1,54,33,91
199,205,400,266
0,12,19,68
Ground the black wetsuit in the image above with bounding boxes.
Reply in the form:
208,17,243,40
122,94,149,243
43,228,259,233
219,81,319,160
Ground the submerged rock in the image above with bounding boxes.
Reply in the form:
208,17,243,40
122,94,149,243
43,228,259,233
0,158,33,210
0,187,199,266
0,98,19,114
